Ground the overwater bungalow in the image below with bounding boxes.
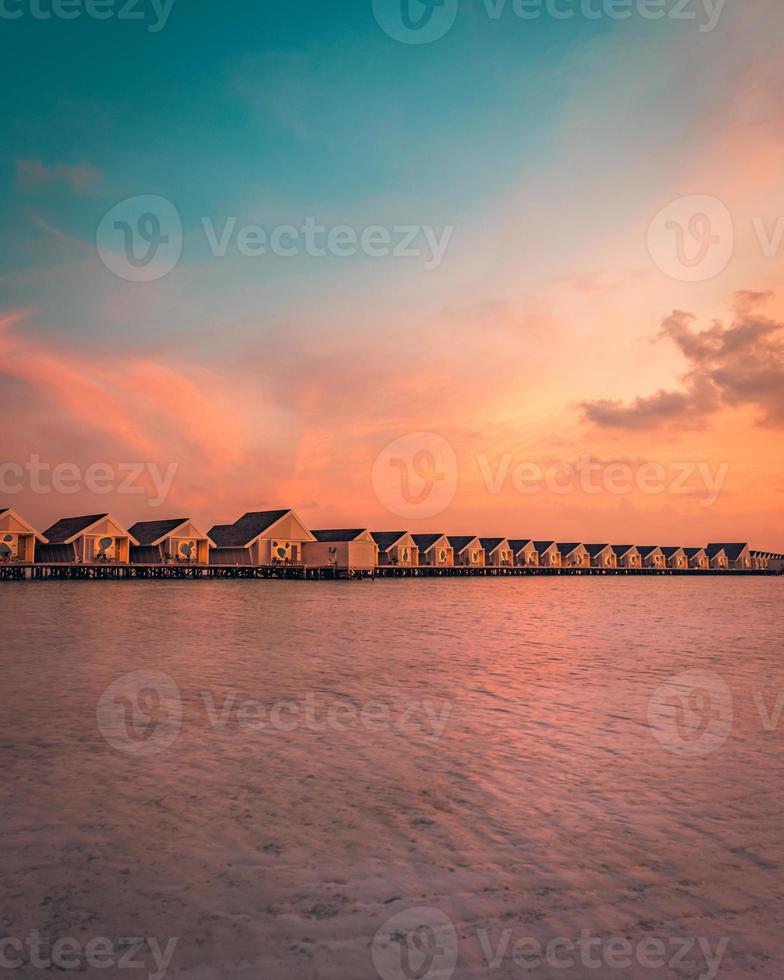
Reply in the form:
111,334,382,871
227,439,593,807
448,536,485,567
304,530,378,570
209,509,315,566
585,544,617,569
412,534,454,567
612,545,640,569
637,546,665,570
557,543,590,568
508,539,539,567
480,538,513,567
128,519,214,565
705,545,728,570
37,514,137,564
372,532,419,567
707,543,751,570
534,541,561,567
661,546,688,570
750,550,782,570
684,547,709,570
0,508,46,564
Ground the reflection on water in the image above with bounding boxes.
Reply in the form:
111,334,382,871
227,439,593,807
1,578,782,979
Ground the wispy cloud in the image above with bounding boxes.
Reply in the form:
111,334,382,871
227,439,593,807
15,158,102,194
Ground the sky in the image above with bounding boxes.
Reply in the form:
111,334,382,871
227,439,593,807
1,0,783,547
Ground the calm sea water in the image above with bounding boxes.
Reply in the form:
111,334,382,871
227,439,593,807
1,578,782,980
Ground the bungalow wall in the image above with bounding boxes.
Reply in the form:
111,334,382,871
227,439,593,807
455,547,485,567
420,545,454,567
303,540,378,570
0,513,37,563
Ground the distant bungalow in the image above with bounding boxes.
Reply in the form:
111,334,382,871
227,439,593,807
480,538,513,567
209,509,315,565
557,543,589,568
612,545,640,569
534,541,561,567
128,519,214,565
508,539,538,567
0,508,46,564
412,534,454,567
637,546,665,570
37,514,137,564
305,530,378,570
661,546,688,570
585,544,616,569
372,531,419,567
707,543,752,570
684,547,709,570
448,536,485,567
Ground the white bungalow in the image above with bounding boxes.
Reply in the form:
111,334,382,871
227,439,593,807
684,547,709,570
209,509,315,566
534,541,561,567
128,519,214,565
0,508,46,564
412,534,454,567
705,545,729,570
448,536,485,567
38,514,137,564
371,531,419,567
661,546,688,570
637,546,665,570
557,543,590,568
304,530,378,570
612,545,641,569
707,543,751,570
509,539,539,567
585,544,617,569
480,538,514,567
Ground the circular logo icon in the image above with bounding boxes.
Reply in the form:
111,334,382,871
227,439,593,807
372,432,458,520
97,195,182,282
647,194,734,282
97,670,182,756
372,907,458,980
372,0,459,44
647,670,733,756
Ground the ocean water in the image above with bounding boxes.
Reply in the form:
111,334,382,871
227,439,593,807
1,577,782,980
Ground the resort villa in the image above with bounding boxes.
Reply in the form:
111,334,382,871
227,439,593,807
448,536,485,567
372,532,419,567
534,542,562,567
585,544,617,569
509,539,539,567
706,545,729,570
0,508,45,564
209,509,315,566
412,534,454,567
480,538,514,567
638,546,665,570
685,548,709,570
613,546,641,569
128,519,214,565
662,547,688,570
708,543,752,570
304,530,379,571
557,543,590,568
37,514,137,564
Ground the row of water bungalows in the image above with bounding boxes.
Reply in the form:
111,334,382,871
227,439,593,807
1,507,782,575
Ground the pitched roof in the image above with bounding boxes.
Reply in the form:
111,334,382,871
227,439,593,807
556,543,585,556
707,543,749,560
128,518,190,546
661,546,685,558
312,529,368,543
612,545,637,557
447,536,480,553
684,547,707,558
0,508,7,516
637,546,663,557
508,539,534,553
371,531,408,551
412,534,447,550
584,544,611,557
534,541,556,552
43,514,109,544
479,537,508,552
208,510,290,547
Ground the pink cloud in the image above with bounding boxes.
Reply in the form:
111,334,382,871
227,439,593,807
15,158,102,194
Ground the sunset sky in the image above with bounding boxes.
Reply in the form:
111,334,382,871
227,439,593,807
2,0,783,547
